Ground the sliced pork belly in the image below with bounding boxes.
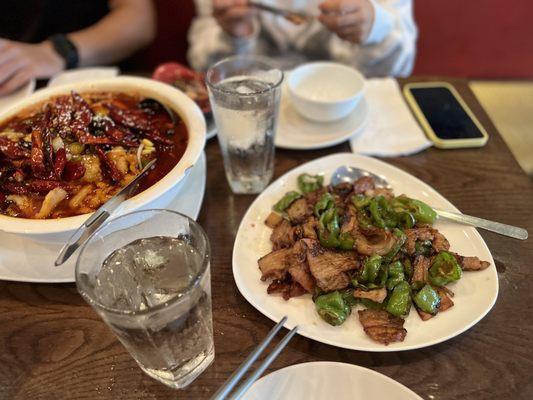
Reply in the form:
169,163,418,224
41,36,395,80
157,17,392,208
302,239,359,292
358,309,407,345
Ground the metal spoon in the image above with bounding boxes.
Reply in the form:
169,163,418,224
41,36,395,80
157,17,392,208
141,98,180,125
331,165,528,240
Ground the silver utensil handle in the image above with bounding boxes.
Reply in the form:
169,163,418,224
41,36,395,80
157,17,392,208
229,326,299,400
210,316,288,400
436,209,528,240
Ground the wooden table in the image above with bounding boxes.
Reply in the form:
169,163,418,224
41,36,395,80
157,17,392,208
1,79,532,400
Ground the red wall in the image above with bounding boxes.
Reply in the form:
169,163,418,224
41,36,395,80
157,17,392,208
413,0,533,78
132,0,533,78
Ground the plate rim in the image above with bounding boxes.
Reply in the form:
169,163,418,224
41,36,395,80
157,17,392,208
232,152,499,352
275,97,368,150
243,361,423,399
0,151,207,284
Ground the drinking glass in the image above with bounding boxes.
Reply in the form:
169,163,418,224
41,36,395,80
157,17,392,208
76,210,213,389
206,55,283,194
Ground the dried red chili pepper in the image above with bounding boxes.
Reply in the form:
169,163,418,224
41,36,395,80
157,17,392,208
30,129,46,176
95,147,122,182
3,182,29,195
107,104,153,131
143,131,173,146
0,137,30,159
28,179,64,193
63,161,86,181
53,148,67,178
71,91,93,137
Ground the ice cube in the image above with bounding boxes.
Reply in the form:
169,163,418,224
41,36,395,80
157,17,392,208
136,249,168,271
236,85,255,95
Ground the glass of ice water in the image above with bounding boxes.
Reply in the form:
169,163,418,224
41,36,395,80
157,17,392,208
206,55,283,194
75,209,214,389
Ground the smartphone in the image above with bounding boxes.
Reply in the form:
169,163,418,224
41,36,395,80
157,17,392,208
403,82,488,149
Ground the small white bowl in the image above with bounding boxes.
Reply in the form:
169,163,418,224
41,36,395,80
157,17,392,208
0,76,206,242
287,62,365,123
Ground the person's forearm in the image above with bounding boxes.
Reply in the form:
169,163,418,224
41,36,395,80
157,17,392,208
68,0,156,66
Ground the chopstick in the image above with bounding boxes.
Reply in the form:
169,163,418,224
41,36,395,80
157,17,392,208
248,1,314,23
210,316,298,400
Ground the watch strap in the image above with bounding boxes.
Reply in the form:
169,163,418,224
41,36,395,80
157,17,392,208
49,34,79,69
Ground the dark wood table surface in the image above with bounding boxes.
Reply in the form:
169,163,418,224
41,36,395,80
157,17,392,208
1,78,532,400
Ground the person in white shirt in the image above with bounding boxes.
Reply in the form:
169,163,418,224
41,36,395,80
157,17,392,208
188,0,417,77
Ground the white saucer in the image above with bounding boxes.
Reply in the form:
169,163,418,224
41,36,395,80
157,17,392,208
275,84,368,150
242,362,422,400
0,152,206,283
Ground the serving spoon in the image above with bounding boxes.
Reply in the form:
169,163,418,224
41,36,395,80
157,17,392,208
331,165,528,240
54,158,157,266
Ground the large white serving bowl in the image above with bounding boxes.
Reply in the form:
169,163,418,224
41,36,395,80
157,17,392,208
0,76,206,242
287,62,365,122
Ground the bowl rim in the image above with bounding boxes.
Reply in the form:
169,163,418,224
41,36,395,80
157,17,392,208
0,76,206,235
287,61,365,105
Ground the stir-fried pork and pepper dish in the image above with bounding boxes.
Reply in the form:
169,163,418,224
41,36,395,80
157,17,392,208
258,173,490,345
0,91,187,219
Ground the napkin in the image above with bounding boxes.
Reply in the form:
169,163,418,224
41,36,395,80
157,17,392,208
350,78,432,157
47,67,120,87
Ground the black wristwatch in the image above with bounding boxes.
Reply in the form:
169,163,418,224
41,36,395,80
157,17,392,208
49,34,79,69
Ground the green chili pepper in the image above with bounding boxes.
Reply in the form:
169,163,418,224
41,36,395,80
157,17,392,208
383,229,407,262
297,173,324,194
385,281,412,317
392,196,437,224
360,298,385,310
367,195,399,230
341,288,358,307
357,210,374,230
414,240,433,257
314,291,350,326
386,261,405,290
413,284,441,314
360,255,383,284
318,207,341,248
338,232,354,250
369,197,386,229
375,264,388,288
410,281,425,291
352,194,370,209
313,286,325,301
404,259,413,280
398,212,416,229
428,251,462,286
273,191,302,213
314,192,335,217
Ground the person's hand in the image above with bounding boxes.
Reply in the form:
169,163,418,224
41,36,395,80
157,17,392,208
213,0,256,38
0,40,65,96
319,0,375,44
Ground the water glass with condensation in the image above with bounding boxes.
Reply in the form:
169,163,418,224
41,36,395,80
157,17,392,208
76,209,214,389
206,55,283,194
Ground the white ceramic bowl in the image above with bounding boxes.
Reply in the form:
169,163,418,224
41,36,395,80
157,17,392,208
287,62,365,123
0,76,206,242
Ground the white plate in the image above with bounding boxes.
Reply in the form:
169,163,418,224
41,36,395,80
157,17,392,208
242,362,422,400
0,152,206,283
0,79,35,112
47,67,120,87
232,153,498,351
275,82,368,150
